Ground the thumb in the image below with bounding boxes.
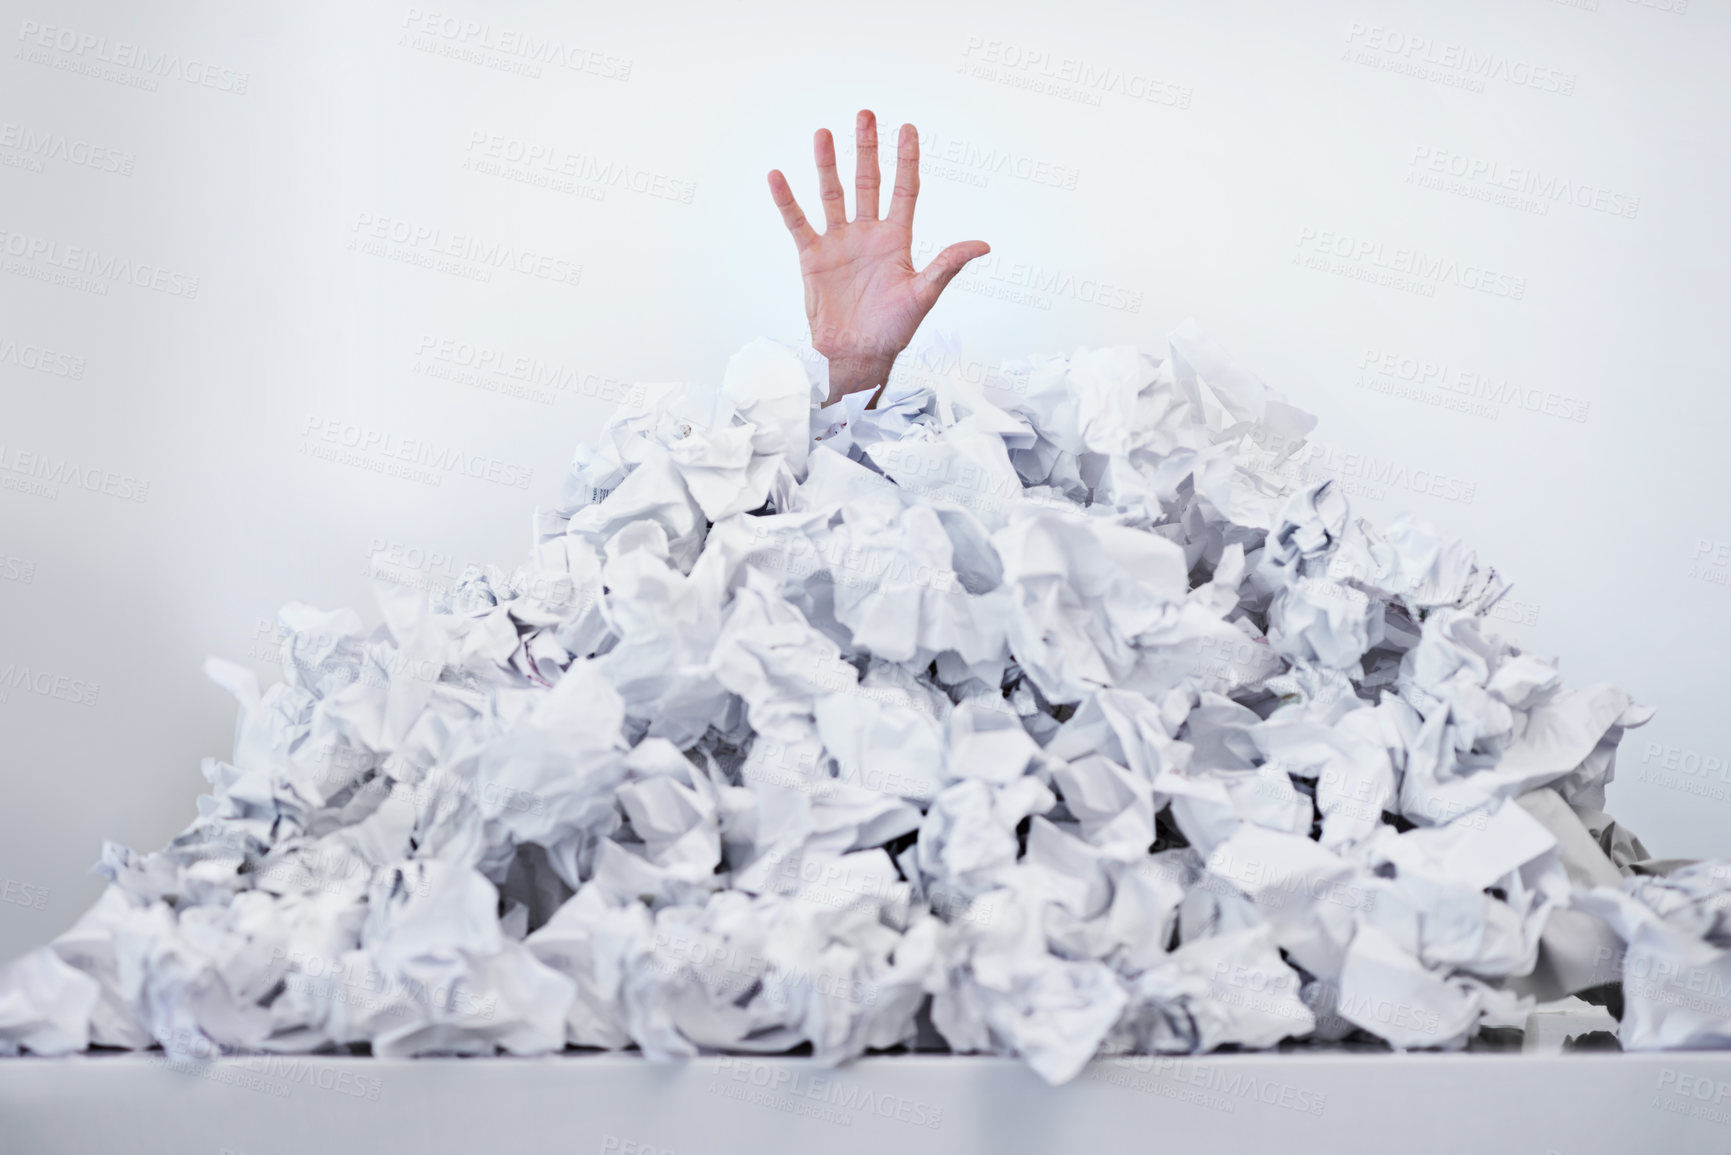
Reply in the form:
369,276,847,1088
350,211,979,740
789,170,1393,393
912,241,989,313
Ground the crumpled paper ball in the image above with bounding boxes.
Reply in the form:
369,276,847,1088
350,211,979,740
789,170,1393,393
0,323,1699,1082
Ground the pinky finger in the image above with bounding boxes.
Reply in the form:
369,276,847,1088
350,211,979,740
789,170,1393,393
768,170,819,250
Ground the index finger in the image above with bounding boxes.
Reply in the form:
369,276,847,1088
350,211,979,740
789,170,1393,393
767,169,818,251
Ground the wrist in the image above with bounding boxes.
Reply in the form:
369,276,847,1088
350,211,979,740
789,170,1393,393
822,352,898,406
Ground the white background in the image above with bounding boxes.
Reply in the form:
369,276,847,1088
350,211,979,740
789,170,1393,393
0,0,1723,961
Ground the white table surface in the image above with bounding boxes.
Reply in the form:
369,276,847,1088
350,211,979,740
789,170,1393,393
4,1048,1730,1155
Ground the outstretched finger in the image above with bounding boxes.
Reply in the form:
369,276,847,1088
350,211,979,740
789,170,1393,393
887,123,920,229
767,170,818,250
912,240,990,312
854,109,881,220
813,128,848,228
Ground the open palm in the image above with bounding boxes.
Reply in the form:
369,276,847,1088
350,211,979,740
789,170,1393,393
768,110,990,405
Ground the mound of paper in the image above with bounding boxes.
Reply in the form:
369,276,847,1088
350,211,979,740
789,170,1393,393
2,323,1726,1082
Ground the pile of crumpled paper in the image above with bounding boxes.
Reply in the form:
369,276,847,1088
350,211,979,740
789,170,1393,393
3,322,1726,1083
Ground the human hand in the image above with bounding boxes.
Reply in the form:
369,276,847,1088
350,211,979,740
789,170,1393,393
768,110,990,406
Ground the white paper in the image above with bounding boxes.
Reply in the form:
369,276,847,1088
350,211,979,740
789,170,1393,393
1,322,1703,1086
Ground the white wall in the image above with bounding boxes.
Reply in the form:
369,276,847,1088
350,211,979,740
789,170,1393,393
1,0,1724,959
